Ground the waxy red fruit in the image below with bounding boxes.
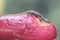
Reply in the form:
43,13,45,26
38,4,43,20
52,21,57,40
0,10,57,40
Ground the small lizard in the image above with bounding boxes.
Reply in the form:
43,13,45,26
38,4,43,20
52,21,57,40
26,10,50,23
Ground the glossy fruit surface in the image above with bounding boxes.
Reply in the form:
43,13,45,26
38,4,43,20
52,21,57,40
0,11,57,40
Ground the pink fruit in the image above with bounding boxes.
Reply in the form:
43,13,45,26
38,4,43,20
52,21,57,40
0,10,57,40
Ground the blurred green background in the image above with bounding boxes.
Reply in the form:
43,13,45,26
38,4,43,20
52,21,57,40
0,0,60,40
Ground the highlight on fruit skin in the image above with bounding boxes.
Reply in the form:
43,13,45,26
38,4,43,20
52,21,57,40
0,10,57,40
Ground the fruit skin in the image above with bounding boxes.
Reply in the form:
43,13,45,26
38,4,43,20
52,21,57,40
0,10,57,40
